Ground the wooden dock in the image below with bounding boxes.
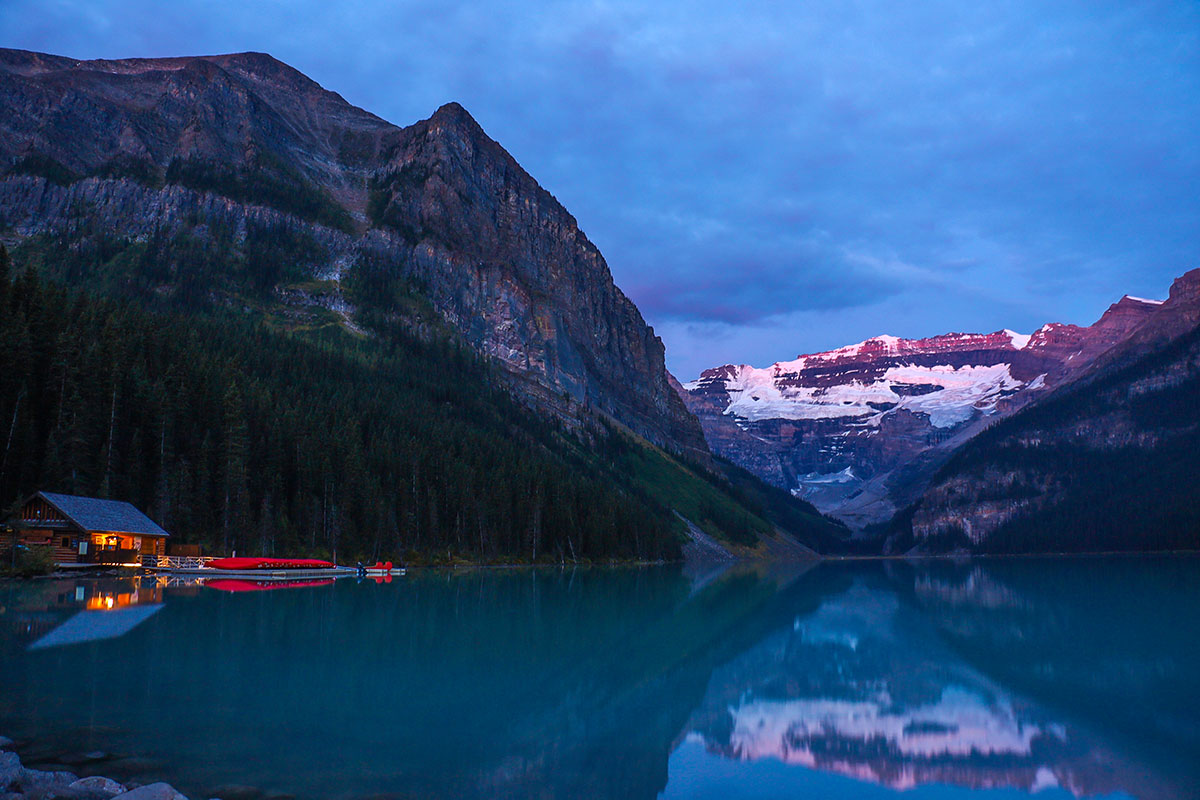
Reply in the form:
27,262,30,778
144,566,404,580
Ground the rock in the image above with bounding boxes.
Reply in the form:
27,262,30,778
46,788,106,800
84,753,108,763
68,776,127,797
0,751,22,791
29,763,77,775
0,737,13,751
16,766,81,800
112,783,188,800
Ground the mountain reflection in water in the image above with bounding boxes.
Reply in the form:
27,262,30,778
0,558,1196,800
673,560,1199,799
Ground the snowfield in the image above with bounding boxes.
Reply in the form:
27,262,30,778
705,362,1031,428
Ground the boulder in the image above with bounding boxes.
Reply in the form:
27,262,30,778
17,766,81,800
68,776,127,797
0,751,21,791
112,782,189,800
0,737,13,751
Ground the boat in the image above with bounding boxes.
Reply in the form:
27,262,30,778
360,563,403,575
206,557,336,570
145,556,403,581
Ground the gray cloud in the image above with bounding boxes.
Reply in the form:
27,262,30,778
4,0,1198,377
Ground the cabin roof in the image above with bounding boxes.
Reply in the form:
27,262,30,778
36,492,170,537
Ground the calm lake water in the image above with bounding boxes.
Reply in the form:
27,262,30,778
1,557,1198,800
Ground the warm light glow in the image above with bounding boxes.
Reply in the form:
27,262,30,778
84,588,161,609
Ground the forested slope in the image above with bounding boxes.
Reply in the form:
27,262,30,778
0,243,845,562
0,245,688,562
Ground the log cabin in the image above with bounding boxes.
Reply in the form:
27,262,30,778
6,492,169,566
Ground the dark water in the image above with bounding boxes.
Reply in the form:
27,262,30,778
1,557,1198,800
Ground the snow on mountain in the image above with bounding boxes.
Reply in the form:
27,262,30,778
683,330,1042,432
702,362,1028,429
678,298,1161,528
1004,329,1032,349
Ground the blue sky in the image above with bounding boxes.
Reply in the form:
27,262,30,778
4,0,1199,377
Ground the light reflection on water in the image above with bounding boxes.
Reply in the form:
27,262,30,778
0,557,1196,799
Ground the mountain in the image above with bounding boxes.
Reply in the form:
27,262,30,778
891,268,1200,554
0,48,842,560
0,48,705,460
679,294,1162,528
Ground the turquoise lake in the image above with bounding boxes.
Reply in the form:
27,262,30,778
1,557,1198,799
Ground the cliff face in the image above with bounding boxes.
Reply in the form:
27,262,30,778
898,269,1200,554
0,48,707,458
678,298,1160,527
370,102,706,457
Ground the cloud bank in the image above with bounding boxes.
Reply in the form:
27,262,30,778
4,0,1198,376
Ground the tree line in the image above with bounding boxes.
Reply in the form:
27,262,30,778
0,243,684,563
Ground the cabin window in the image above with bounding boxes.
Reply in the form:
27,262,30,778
62,537,70,549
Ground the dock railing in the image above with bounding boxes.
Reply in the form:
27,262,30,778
142,554,217,570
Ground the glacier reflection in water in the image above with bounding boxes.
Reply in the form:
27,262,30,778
0,557,1196,799
667,558,1198,800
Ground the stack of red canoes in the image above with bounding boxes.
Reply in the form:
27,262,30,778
207,557,336,570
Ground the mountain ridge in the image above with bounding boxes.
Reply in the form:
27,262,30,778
0,46,708,461
678,285,1172,530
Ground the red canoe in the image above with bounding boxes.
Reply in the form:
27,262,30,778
207,557,336,570
206,578,335,592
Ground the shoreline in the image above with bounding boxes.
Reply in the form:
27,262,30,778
4,546,1200,584
0,736,194,800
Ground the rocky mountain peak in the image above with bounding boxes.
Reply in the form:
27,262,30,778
0,47,709,461
678,277,1189,527
1168,266,1200,303
1093,294,1162,333
427,101,481,130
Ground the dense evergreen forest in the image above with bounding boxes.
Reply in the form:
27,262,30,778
0,242,688,562
0,239,844,562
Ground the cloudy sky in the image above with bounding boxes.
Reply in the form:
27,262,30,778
5,0,1199,377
